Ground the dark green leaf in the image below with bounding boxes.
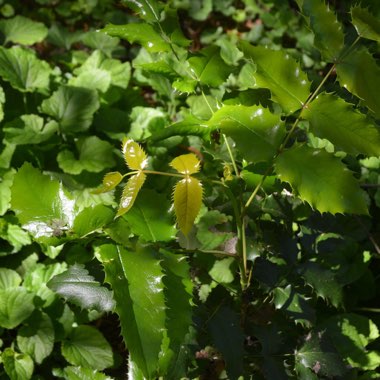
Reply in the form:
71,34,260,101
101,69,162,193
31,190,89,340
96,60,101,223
296,0,344,61
303,93,380,156
98,244,166,379
240,42,311,113
336,47,380,119
41,85,100,134
122,0,161,22
208,105,285,162
61,325,114,370
275,145,368,214
123,189,176,242
351,6,380,42
2,348,34,380
0,46,51,92
47,24,83,50
82,30,120,57
47,264,115,313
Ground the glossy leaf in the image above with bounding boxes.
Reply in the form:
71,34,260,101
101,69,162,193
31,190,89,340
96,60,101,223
336,47,380,119
73,205,114,237
296,331,346,377
117,172,146,217
303,93,380,156
122,0,161,22
122,139,148,170
102,23,170,52
98,244,166,378
53,366,111,380
170,153,200,175
17,311,55,364
93,171,123,194
188,46,231,87
57,136,116,174
0,15,48,45
0,288,35,329
41,85,100,134
240,42,310,113
4,114,58,145
173,177,202,236
296,0,344,61
275,145,368,215
48,264,115,313
123,189,176,242
207,105,285,162
0,46,51,92
351,6,380,43
2,348,34,380
61,325,114,370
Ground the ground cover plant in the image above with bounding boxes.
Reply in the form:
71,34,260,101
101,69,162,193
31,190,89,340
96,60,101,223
0,0,380,378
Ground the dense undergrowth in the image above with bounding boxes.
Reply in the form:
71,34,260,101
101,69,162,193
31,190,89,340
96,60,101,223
1,0,380,379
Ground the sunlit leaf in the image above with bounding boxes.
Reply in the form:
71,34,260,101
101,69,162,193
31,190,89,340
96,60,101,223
93,172,123,194
296,0,344,62
275,145,368,215
336,47,380,119
239,42,310,113
173,177,202,236
117,172,146,217
2,348,34,380
351,6,380,43
73,205,114,237
170,153,200,175
122,139,148,171
303,93,380,156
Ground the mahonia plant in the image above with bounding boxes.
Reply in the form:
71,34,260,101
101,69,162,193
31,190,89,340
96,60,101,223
96,138,202,235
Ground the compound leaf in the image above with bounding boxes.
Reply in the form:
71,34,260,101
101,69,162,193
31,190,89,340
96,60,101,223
117,172,146,217
240,42,310,114
170,153,200,175
304,93,380,156
93,171,123,194
351,6,380,43
122,139,148,170
275,145,368,215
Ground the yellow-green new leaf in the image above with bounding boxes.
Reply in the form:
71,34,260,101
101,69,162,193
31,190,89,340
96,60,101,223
93,172,123,194
173,177,202,236
117,172,146,217
122,139,148,171
170,154,201,175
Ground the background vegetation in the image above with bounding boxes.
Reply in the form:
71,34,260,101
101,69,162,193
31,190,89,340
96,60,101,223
0,0,380,379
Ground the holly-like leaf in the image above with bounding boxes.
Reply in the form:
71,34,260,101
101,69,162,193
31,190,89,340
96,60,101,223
17,311,55,364
2,348,34,380
173,177,202,236
336,47,380,119
275,145,368,215
188,45,231,87
303,93,380,156
4,114,58,145
122,139,148,170
295,331,346,377
239,42,311,114
351,6,380,43
123,189,176,242
0,46,51,92
41,85,100,134
61,325,113,370
98,244,166,379
93,172,123,194
296,0,344,62
47,264,115,312
0,15,48,45
170,153,200,175
122,0,161,22
207,105,285,162
102,23,170,52
117,172,147,217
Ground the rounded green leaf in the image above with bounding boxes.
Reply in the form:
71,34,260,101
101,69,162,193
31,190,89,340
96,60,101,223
0,268,22,290
173,176,203,236
275,145,368,215
122,139,148,170
170,153,200,175
2,348,34,380
303,93,380,156
351,6,380,43
61,325,114,370
73,205,114,237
